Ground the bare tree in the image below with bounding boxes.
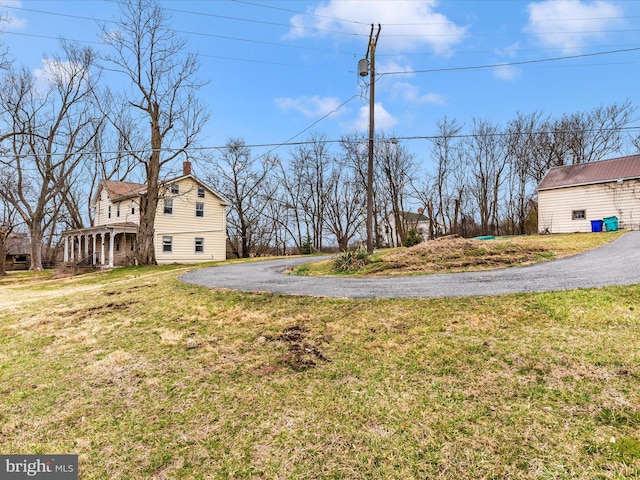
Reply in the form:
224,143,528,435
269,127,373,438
208,138,276,258
527,102,636,182
377,135,417,246
288,134,332,251
78,88,142,226
0,44,100,270
505,111,545,234
101,0,207,265
465,119,508,235
425,117,464,236
324,162,365,251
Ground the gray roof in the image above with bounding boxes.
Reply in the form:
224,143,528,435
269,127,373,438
537,154,640,191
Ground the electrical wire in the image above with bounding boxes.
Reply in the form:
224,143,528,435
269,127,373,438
4,124,639,164
379,46,640,76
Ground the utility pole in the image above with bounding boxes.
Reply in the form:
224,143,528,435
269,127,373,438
359,23,381,254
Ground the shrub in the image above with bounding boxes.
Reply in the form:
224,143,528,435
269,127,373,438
300,234,315,255
403,228,424,247
334,247,371,272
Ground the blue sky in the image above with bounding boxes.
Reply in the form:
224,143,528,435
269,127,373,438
1,0,639,161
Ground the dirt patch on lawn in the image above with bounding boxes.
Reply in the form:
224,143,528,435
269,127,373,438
257,325,331,374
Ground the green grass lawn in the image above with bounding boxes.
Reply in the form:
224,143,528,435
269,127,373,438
1,242,639,478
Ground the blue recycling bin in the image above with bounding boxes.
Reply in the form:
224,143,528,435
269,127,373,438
590,220,603,232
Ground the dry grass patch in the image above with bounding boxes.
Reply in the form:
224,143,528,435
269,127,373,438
294,231,625,277
0,265,638,478
384,235,550,273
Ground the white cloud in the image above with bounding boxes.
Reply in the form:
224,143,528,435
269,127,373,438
285,1,467,55
525,0,622,53
33,58,89,92
493,64,520,81
0,0,27,29
346,102,398,132
376,58,415,77
274,95,344,118
494,42,520,59
391,82,445,104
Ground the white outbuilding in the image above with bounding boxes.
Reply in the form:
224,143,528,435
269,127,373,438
537,154,640,234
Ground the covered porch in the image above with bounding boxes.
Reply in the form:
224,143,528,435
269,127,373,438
61,223,138,268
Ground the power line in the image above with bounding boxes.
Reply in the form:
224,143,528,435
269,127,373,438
3,4,358,55
0,30,316,68
5,125,639,163
379,42,640,58
229,0,371,27
379,46,640,76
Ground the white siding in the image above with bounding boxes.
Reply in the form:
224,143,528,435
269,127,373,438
154,177,227,263
94,186,140,227
538,180,640,233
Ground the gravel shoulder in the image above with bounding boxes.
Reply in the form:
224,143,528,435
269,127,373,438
181,231,640,298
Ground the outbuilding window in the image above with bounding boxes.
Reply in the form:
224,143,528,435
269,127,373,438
572,210,586,220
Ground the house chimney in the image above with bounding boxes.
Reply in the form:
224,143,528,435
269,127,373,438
183,161,192,176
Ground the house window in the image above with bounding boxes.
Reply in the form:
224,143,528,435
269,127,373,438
164,198,173,215
196,202,204,217
131,201,135,215
108,205,111,219
197,186,205,198
171,184,180,195
195,237,204,253
572,210,586,220
115,238,120,252
116,202,121,218
162,236,173,253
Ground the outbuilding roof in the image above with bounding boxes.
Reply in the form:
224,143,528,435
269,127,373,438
537,154,640,191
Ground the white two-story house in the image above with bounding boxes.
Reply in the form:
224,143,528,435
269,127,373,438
62,162,230,267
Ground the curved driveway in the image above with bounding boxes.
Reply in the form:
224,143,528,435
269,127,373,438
181,232,640,298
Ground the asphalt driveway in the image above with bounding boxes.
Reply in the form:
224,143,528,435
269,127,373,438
181,231,640,298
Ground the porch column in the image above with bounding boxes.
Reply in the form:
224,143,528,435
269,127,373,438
108,232,115,268
100,234,105,266
70,235,75,262
92,234,97,265
84,234,89,261
64,236,69,262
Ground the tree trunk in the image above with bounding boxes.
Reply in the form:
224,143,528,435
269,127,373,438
136,192,157,265
0,227,6,276
29,222,43,271
136,108,161,266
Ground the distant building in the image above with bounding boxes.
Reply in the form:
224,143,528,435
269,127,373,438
380,211,430,247
61,162,230,267
537,154,640,233
4,232,31,271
